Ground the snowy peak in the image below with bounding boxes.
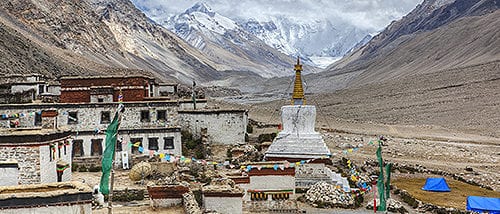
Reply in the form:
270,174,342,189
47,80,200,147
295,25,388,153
156,2,296,78
185,2,215,16
239,17,372,67
174,2,237,35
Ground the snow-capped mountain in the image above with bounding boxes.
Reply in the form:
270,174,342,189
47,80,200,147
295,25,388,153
138,1,372,69
240,17,372,67
155,2,297,78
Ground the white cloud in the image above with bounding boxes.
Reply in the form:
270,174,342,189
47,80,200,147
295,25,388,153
132,0,422,32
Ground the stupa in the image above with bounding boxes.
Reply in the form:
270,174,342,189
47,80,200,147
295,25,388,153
265,58,331,162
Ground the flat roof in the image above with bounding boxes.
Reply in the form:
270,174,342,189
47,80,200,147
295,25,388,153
178,109,247,114
0,129,71,144
0,182,92,208
0,99,207,109
60,75,155,80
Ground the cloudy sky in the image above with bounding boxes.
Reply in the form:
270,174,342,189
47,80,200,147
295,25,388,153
132,0,423,32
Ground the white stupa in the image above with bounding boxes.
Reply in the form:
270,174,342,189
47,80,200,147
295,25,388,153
265,58,331,161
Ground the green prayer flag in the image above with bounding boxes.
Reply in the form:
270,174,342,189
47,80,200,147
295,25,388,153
99,111,120,195
376,145,387,211
385,163,392,199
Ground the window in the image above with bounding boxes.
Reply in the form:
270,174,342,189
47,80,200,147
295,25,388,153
140,110,150,122
91,139,103,156
131,138,142,154
148,138,159,151
68,111,78,124
101,111,111,124
116,138,123,152
164,137,174,149
72,140,84,157
34,112,42,126
38,85,44,94
157,110,167,122
98,98,104,103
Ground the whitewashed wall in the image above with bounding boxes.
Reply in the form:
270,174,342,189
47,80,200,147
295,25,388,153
0,165,18,186
178,110,248,145
39,145,57,183
204,196,242,214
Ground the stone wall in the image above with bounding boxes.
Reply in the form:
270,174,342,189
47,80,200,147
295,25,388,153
178,110,248,145
0,146,40,184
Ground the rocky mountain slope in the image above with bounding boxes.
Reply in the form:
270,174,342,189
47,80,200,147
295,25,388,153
0,0,257,84
318,0,500,89
0,0,218,81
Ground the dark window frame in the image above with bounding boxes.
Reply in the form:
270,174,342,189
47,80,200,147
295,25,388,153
101,111,111,124
157,110,167,122
148,137,159,151
140,110,150,122
72,139,84,157
91,139,103,156
34,112,42,126
163,137,174,149
68,111,78,124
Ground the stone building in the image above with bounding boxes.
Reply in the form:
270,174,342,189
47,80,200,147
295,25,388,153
60,75,163,103
178,109,248,145
0,74,48,104
0,100,200,161
202,184,244,214
147,185,189,208
231,161,297,212
1,75,248,168
0,129,72,185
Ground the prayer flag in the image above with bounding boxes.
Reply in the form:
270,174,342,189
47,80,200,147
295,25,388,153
99,106,122,195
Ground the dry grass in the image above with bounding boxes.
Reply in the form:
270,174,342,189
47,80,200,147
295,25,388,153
393,177,500,209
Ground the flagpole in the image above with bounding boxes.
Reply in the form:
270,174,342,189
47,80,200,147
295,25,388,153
107,127,118,214
108,100,123,214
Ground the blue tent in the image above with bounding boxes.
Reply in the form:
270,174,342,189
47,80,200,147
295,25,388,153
421,177,450,192
467,196,500,214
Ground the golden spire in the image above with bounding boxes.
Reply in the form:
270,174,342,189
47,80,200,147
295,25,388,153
291,57,305,105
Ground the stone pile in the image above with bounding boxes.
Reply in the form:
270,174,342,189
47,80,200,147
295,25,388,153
230,144,262,163
182,191,202,214
305,182,354,208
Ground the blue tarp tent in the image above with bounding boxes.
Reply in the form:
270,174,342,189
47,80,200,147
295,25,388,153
421,177,450,192
467,196,500,214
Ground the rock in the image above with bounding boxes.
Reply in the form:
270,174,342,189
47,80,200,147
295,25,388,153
305,182,354,208
465,166,473,172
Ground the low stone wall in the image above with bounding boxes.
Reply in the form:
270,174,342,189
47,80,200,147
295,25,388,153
394,188,472,214
243,200,299,213
110,188,145,202
72,157,101,172
183,191,202,214
365,160,494,190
